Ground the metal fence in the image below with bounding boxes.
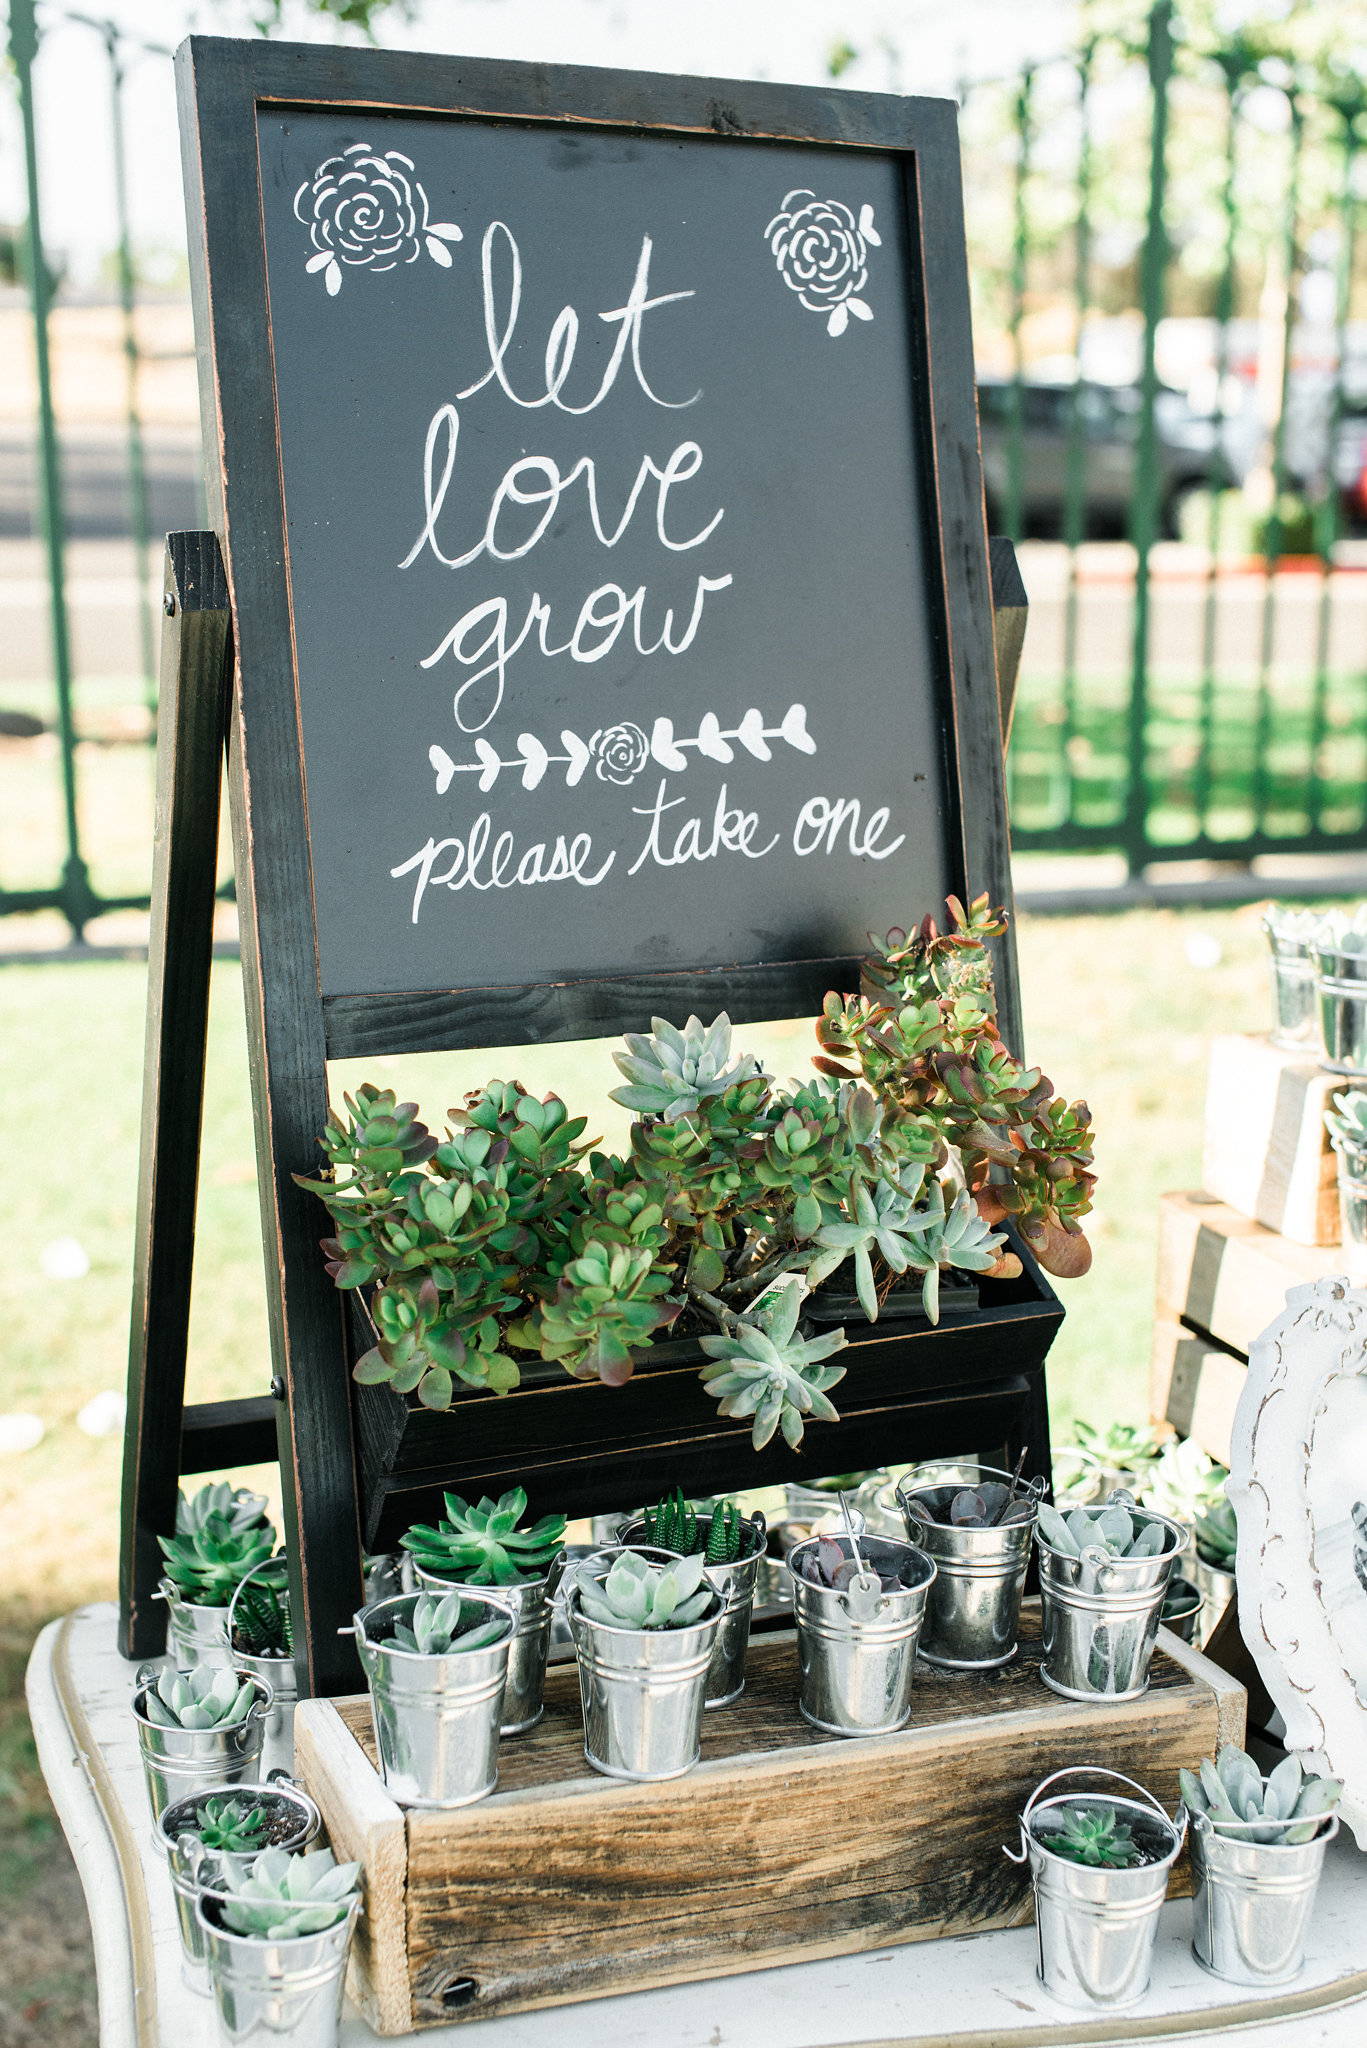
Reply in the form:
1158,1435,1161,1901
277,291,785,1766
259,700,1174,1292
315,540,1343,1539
5,0,1367,940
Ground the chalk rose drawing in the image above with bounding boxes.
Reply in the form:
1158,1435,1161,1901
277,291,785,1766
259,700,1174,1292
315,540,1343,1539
429,703,816,796
764,190,880,337
293,142,462,296
591,723,652,785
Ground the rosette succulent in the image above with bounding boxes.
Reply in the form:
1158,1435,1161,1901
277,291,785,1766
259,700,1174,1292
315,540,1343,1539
159,1504,277,1609
400,1488,566,1586
176,1483,269,1538
1036,1501,1171,1562
1326,1087,1367,1153
387,1591,509,1656
698,1277,848,1450
192,1793,270,1855
576,1550,714,1631
1180,1746,1341,1844
141,1665,259,1731
609,1012,761,1119
1036,1804,1144,1869
218,1847,362,1940
1194,1497,1237,1570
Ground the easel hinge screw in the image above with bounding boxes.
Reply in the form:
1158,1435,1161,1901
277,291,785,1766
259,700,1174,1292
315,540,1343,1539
269,1377,285,1399
163,592,176,616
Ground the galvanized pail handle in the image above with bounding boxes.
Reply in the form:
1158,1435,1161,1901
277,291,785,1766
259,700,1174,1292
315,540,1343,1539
1006,1765,1181,1863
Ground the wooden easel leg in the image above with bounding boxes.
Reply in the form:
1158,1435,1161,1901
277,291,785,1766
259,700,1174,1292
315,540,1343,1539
119,533,233,1658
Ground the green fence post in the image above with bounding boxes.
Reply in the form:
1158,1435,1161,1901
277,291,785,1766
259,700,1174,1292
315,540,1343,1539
1249,86,1305,839
1004,66,1035,546
1061,37,1096,830
1123,0,1174,878
105,18,158,727
9,0,94,937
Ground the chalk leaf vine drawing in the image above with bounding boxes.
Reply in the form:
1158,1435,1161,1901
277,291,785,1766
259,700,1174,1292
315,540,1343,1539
429,703,816,796
293,142,462,296
764,190,880,337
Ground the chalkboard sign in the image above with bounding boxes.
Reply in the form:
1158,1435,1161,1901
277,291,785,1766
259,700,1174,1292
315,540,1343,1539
141,38,1018,1692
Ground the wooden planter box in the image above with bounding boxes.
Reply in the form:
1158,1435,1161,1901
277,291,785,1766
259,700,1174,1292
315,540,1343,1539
353,1248,1062,1547
295,1604,1244,2033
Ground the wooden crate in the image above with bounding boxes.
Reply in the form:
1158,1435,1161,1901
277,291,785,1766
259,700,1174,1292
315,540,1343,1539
1149,1314,1248,1467
1200,1034,1340,1245
294,1608,1244,2035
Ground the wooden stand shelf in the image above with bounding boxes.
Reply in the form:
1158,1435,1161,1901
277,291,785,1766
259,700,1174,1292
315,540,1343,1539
295,1604,1244,2034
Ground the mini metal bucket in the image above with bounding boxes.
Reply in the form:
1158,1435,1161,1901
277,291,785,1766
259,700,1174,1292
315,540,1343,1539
133,1672,272,1826
1334,1144,1367,1274
787,1533,936,1735
197,1890,360,2048
567,1568,722,1782
1036,1510,1183,1700
158,1579,231,1668
353,1591,514,1808
897,1469,1036,1669
1190,1550,1236,1648
228,1561,297,1776
1190,1809,1338,1985
411,1552,564,1733
1160,1576,1204,1644
617,1514,766,1707
1007,1768,1186,2011
1266,932,1319,1053
1316,944,1367,1075
157,1773,320,1989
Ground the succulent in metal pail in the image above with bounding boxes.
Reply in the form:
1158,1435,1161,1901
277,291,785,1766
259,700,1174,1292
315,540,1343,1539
198,1847,363,2048
1035,1496,1182,1700
1181,1745,1342,1984
568,1550,722,1782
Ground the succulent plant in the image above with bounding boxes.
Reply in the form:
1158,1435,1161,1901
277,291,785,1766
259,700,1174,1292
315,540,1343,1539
577,1549,715,1631
804,1170,931,1320
514,1240,679,1385
192,1793,270,1855
1194,1496,1237,1570
176,1483,269,1538
902,1480,1038,1530
698,1276,848,1451
159,1505,277,1609
386,1591,509,1656
1326,1087,1367,1153
218,1847,362,1941
401,1487,565,1587
796,1535,913,1593
609,1013,761,1119
1036,1803,1145,1869
231,1564,292,1659
1073,1418,1165,1478
639,1488,750,1564
1036,1501,1172,1562
141,1665,259,1731
1180,1746,1341,1844
1140,1439,1227,1524
898,1180,1009,1323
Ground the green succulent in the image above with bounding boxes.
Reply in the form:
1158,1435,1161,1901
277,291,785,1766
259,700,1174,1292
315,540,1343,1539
1037,1501,1172,1562
159,1508,277,1609
1140,1440,1227,1523
698,1276,848,1451
609,1013,761,1119
315,1085,437,1178
1074,1418,1165,1478
804,1170,930,1320
640,1489,750,1564
1037,1803,1144,1869
386,1591,509,1656
577,1549,715,1631
400,1487,566,1586
141,1665,258,1731
192,1793,270,1855
512,1241,678,1385
218,1847,362,1941
231,1567,293,1660
1180,1745,1341,1844
176,1483,269,1538
1195,1497,1237,1570
1327,1087,1367,1152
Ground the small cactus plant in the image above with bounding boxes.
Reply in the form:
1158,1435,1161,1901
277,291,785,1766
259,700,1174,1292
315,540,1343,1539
400,1488,566,1587
386,1592,509,1656
217,1847,362,1940
1036,1803,1145,1869
141,1665,259,1731
1180,1745,1341,1843
191,1792,270,1855
577,1550,715,1631
639,1488,751,1564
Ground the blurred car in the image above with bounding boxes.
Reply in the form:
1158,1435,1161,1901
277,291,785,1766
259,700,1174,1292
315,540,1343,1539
976,376,1234,539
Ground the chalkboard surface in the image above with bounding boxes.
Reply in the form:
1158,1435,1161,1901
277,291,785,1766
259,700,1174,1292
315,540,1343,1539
256,112,951,997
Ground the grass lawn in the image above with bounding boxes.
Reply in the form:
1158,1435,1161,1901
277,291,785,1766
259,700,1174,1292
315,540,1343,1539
0,896,1307,2038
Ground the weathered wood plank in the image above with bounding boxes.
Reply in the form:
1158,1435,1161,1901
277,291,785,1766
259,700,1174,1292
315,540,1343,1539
298,1612,1240,2032
1149,1313,1248,1467
1200,1035,1339,1246
1155,1189,1339,1363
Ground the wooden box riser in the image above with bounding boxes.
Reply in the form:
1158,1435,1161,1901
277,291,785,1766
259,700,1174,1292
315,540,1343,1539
295,1608,1244,2034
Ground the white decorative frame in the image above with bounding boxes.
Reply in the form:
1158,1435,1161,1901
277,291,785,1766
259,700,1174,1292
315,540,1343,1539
1230,1274,1367,1847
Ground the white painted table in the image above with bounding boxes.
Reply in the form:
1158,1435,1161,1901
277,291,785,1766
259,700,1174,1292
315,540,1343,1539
28,1604,1367,2048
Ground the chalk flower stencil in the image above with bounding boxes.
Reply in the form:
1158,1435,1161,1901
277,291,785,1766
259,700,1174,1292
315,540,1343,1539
764,190,880,337
293,142,462,295
429,704,816,796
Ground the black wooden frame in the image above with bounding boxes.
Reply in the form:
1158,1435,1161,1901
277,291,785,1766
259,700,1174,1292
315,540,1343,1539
120,37,1037,1695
